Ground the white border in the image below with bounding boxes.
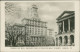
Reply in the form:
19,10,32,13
1,1,80,52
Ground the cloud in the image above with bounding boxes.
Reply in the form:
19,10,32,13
39,4,60,12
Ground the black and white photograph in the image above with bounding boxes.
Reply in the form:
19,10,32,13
0,0,80,52
5,2,75,47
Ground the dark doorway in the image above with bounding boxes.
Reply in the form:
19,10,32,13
59,37,62,45
64,36,68,45
70,35,74,45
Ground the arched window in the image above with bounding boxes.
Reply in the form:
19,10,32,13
70,35,74,45
64,36,68,45
59,37,62,45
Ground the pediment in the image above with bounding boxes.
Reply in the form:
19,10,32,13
57,11,74,20
61,13,70,18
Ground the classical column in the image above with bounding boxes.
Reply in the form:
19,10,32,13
62,21,65,33
67,35,71,46
62,36,64,46
58,24,60,34
68,19,70,32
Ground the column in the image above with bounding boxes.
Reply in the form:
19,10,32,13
58,24,60,34
68,19,70,32
62,36,64,46
62,21,65,33
67,35,71,46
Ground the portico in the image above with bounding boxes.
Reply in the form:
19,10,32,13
56,11,75,46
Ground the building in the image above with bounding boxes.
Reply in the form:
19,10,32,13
55,11,75,46
46,29,55,46
47,29,53,36
22,5,47,46
5,5,54,46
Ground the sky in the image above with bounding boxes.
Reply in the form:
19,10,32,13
5,2,75,36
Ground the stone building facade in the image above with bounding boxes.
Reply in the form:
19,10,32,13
55,11,75,46
22,18,47,46
5,5,54,46
47,29,53,36
22,5,48,46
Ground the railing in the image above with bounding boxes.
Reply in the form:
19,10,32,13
58,29,75,35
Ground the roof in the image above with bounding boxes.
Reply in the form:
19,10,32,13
47,29,53,31
32,4,38,9
30,35,45,37
22,18,47,23
13,23,25,27
56,11,75,20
